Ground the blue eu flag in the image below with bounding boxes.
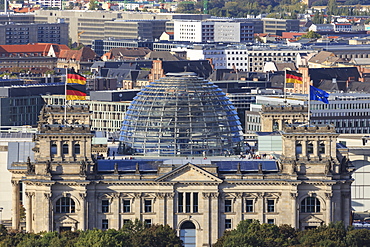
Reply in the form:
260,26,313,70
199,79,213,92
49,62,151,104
310,86,329,104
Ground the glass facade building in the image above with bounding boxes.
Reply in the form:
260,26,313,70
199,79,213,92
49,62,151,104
119,73,244,156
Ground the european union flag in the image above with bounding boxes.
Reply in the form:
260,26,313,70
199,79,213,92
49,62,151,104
310,86,329,104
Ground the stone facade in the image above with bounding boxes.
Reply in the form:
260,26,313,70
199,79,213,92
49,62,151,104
8,104,354,246
260,105,309,132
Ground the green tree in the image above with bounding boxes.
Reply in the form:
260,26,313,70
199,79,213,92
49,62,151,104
176,2,199,13
88,0,101,10
75,229,130,247
300,30,322,39
214,220,297,247
327,0,338,15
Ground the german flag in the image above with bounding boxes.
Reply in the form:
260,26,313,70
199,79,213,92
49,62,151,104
67,69,86,85
286,71,303,84
66,85,86,100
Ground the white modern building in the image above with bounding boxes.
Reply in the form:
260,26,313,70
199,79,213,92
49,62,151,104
246,93,370,135
173,19,254,43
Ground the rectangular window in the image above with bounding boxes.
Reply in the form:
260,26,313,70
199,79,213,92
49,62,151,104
123,219,131,225
225,219,232,229
225,199,232,212
178,192,183,213
245,199,253,212
144,199,152,213
267,199,275,212
186,192,191,213
193,193,198,213
102,219,108,230
267,219,275,224
144,219,152,227
123,199,130,213
102,199,109,213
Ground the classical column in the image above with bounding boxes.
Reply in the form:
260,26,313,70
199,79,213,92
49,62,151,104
290,192,298,228
133,193,142,221
325,192,333,224
11,180,20,230
25,192,33,232
112,193,120,229
235,193,243,224
166,193,174,228
258,193,264,223
210,192,219,244
81,137,86,158
313,140,318,157
301,138,307,157
68,140,73,158
202,193,211,246
56,140,61,157
44,192,52,232
341,191,351,225
79,193,87,230
156,193,166,225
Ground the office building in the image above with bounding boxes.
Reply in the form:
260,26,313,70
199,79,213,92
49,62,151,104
0,21,68,45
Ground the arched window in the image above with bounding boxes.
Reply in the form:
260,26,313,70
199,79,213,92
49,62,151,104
51,142,57,155
56,197,75,213
62,143,69,155
180,221,196,247
307,141,314,154
273,121,279,131
319,141,325,154
301,197,320,213
296,141,302,154
74,143,80,155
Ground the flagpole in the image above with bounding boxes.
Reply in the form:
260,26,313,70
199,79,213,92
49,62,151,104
65,67,67,125
308,80,311,126
284,69,287,104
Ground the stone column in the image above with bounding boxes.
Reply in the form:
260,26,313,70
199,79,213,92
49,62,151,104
79,193,86,230
313,140,318,157
81,137,86,158
210,192,219,245
259,193,264,223
25,192,33,232
301,139,307,157
57,140,61,157
202,193,211,246
341,191,351,225
133,193,142,221
290,192,298,228
112,193,120,229
69,140,73,157
235,193,243,224
278,119,284,131
325,192,332,223
11,180,20,230
44,192,52,232
156,193,166,225
166,193,174,228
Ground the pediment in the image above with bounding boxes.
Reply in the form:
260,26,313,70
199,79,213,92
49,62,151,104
156,163,222,183
57,215,78,224
301,215,324,224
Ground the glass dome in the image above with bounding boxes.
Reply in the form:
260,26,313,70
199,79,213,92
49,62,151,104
119,74,244,156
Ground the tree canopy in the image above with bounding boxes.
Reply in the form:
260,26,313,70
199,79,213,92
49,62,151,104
214,220,370,247
0,220,183,247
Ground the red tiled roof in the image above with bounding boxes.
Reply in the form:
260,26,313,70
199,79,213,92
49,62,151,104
59,47,98,61
282,32,305,39
0,43,70,57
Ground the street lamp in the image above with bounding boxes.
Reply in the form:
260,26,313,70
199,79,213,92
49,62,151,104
0,207,3,225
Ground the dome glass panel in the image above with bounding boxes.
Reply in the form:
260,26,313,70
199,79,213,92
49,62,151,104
119,74,244,156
